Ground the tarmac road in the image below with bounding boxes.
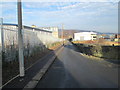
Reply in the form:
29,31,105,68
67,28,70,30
35,42,119,88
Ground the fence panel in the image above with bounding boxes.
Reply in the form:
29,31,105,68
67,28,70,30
2,24,61,85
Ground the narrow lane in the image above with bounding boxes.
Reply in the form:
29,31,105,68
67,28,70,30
35,42,118,88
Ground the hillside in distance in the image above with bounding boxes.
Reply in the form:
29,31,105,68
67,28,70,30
58,29,117,35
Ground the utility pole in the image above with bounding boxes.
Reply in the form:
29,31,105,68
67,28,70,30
62,24,64,45
0,18,4,88
0,18,4,53
17,0,24,77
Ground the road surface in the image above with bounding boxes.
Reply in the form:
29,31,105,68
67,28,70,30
35,42,119,88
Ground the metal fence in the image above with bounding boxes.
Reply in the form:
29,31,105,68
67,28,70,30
1,25,61,62
0,18,65,86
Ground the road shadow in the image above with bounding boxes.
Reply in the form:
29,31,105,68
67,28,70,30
35,56,81,88
2,49,57,89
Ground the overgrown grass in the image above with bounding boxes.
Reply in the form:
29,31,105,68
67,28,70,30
72,42,120,60
47,41,63,50
2,41,63,85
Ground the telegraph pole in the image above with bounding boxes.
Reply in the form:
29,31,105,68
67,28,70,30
0,18,3,89
17,0,24,77
62,24,64,45
0,18,4,53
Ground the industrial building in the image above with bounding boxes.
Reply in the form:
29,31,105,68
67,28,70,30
39,27,59,38
74,32,97,41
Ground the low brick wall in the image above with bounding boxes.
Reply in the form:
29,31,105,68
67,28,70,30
73,43,120,59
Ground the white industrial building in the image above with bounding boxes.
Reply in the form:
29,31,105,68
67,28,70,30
74,32,97,41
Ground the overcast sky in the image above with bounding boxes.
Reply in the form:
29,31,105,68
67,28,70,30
1,1,119,33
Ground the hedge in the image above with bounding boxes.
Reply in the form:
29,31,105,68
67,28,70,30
73,43,120,59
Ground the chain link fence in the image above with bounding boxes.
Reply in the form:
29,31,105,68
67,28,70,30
1,24,62,85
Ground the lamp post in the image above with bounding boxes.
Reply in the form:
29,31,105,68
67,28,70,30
17,0,24,77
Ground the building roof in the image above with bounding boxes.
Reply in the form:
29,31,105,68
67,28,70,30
3,23,52,33
74,32,97,35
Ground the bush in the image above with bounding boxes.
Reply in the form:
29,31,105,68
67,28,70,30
74,43,120,59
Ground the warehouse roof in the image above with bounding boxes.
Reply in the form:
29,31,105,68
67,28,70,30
3,23,52,33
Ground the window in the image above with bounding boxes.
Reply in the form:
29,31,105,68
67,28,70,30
93,36,97,38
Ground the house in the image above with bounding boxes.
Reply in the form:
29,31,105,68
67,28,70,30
114,34,120,42
74,32,97,41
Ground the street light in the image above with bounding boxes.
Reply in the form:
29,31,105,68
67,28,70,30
17,0,24,77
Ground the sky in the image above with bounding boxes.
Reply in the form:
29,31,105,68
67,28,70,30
0,1,119,33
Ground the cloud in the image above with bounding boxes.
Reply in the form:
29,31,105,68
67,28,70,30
1,0,120,2
24,2,58,8
22,2,118,21
1,2,118,33
1,2,16,10
0,4,2,17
